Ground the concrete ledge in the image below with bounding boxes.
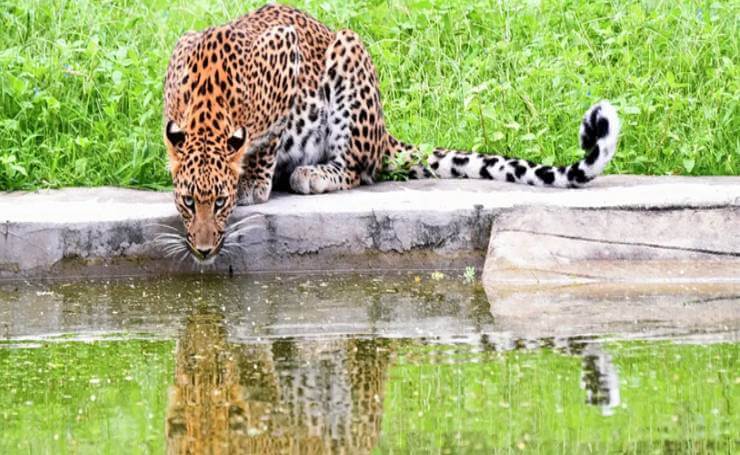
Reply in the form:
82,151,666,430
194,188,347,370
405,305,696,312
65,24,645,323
482,205,739,289
2,176,739,279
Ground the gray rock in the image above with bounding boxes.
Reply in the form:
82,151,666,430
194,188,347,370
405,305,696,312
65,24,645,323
1,176,739,279
482,205,739,289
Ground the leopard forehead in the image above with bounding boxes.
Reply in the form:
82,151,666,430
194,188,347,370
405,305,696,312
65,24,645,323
174,151,238,198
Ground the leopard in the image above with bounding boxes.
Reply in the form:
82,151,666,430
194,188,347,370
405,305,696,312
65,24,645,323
163,3,620,262
166,310,392,454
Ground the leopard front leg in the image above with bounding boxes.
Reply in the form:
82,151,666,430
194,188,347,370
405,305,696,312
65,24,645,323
237,174,272,205
237,137,279,205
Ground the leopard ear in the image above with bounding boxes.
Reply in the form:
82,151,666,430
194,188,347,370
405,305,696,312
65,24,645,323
166,121,185,147
227,127,249,175
164,121,184,176
227,127,246,152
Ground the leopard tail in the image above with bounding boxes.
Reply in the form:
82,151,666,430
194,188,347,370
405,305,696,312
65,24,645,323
384,100,620,188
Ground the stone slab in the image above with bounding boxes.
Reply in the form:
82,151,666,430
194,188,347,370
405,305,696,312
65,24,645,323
1,176,739,279
481,196,739,337
482,205,740,290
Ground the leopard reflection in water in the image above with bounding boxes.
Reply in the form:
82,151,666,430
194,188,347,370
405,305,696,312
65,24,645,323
165,311,392,454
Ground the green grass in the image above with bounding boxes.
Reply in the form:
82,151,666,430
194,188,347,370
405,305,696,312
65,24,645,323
379,341,739,453
0,339,174,454
0,0,737,190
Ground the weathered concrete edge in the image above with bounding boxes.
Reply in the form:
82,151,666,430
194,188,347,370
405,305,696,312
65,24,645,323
0,208,496,280
482,204,740,297
2,176,740,280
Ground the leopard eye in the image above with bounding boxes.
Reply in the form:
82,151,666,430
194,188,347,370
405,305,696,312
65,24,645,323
214,197,226,210
227,127,246,151
183,196,195,211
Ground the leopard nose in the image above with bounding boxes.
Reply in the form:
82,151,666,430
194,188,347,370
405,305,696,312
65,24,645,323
196,248,212,258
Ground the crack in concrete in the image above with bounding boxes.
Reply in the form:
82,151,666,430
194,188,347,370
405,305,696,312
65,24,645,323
498,229,740,257
1,226,53,256
576,204,737,212
488,266,607,282
679,295,740,305
367,211,405,252
286,239,353,256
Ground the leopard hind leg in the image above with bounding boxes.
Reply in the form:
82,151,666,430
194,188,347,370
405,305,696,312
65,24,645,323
289,29,387,194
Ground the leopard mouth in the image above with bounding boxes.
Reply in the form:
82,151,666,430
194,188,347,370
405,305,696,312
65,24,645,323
187,238,224,263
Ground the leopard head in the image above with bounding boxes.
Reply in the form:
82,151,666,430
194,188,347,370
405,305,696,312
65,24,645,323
164,119,247,262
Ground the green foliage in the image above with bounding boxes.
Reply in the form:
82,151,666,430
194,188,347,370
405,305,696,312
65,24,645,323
463,265,476,283
0,339,174,454
0,0,737,190
378,341,739,453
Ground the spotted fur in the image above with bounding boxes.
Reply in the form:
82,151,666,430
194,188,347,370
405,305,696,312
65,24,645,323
163,4,620,260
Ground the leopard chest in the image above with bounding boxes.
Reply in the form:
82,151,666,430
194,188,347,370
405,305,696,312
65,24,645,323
274,92,330,184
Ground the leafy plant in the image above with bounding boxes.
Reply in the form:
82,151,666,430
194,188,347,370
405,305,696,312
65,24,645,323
462,266,476,283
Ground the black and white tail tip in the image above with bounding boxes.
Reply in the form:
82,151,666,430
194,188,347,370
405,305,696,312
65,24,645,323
575,100,621,185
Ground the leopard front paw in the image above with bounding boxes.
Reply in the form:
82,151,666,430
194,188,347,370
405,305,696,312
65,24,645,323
237,180,272,206
289,166,328,194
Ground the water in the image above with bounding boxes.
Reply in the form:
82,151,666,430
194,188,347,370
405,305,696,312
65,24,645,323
0,274,737,453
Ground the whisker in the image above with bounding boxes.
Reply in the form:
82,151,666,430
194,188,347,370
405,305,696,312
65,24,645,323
222,247,248,258
147,222,183,233
162,242,186,252
153,239,185,246
154,231,184,237
153,238,186,247
225,224,262,239
225,249,237,260
225,226,258,239
224,242,243,254
154,232,185,240
158,245,185,254
165,248,185,258
228,215,259,225
150,222,186,259
157,238,186,247
178,250,191,265
155,229,189,259
229,213,262,229
161,242,186,251
229,219,262,230
189,253,200,267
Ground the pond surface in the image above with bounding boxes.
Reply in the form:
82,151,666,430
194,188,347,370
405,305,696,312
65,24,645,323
0,274,737,453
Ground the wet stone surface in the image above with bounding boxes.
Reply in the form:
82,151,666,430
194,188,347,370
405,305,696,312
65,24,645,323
0,273,738,453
